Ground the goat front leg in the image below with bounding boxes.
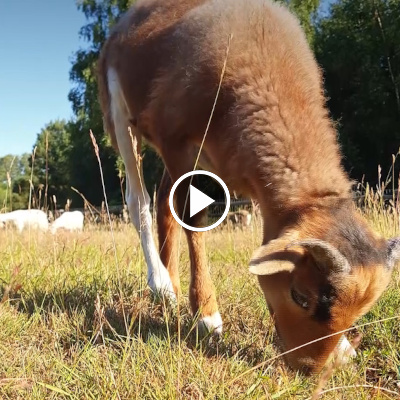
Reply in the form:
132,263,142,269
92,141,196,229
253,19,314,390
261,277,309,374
164,155,222,335
157,168,181,296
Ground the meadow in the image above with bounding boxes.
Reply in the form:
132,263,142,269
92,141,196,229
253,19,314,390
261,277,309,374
0,197,399,399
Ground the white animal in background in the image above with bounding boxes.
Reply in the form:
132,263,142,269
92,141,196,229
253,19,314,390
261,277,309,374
0,209,49,232
50,211,84,234
227,210,252,228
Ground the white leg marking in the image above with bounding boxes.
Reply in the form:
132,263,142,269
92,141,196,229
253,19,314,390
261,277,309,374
334,335,356,364
107,68,175,302
128,190,176,299
198,311,223,335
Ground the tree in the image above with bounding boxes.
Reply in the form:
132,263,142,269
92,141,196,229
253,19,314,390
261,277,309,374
0,153,31,210
315,0,400,182
281,0,321,43
0,154,29,185
67,1,139,206
30,120,73,208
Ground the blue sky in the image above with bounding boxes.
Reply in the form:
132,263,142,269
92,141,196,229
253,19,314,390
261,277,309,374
0,1,86,157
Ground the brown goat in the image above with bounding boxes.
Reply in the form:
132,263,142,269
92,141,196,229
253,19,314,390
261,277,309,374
97,0,400,373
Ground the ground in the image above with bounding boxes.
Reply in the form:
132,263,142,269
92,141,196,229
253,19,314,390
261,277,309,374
0,211,399,399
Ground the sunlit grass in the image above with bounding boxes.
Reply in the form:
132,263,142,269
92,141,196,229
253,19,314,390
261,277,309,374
0,204,399,399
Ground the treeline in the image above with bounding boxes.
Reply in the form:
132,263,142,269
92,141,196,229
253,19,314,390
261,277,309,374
1,0,399,210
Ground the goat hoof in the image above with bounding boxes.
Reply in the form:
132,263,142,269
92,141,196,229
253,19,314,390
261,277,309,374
334,335,357,365
148,278,177,305
197,311,223,336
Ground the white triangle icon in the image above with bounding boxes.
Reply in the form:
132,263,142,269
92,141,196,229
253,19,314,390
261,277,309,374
190,185,215,218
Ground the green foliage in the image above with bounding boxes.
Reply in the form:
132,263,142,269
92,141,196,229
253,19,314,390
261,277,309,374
282,0,321,43
0,153,29,185
70,0,135,117
315,0,400,182
66,0,138,207
0,153,31,210
26,120,76,208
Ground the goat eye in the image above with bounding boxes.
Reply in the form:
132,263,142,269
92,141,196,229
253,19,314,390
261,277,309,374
291,288,309,309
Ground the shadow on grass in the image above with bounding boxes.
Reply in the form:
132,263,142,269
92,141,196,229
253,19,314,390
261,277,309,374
0,279,277,368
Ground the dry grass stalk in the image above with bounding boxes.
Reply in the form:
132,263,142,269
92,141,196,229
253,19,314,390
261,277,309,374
71,186,100,222
44,129,49,211
128,128,145,200
230,314,400,385
0,378,33,390
28,146,37,212
2,156,16,212
180,33,233,229
89,129,129,336
0,264,22,305
118,167,126,209
310,333,363,400
307,384,400,399
193,33,232,172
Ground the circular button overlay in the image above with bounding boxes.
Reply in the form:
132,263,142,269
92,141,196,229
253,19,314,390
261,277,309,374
168,171,230,232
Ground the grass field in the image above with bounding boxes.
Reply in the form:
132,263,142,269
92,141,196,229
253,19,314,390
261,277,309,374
0,208,399,399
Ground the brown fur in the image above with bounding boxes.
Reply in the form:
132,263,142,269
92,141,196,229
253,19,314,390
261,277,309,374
97,0,395,373
157,169,181,295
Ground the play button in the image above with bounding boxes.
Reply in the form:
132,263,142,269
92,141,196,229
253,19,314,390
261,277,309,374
169,170,230,232
190,185,215,218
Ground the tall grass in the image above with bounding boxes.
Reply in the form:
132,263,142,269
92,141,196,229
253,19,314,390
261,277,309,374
0,192,399,399
1,138,399,398
1,156,16,213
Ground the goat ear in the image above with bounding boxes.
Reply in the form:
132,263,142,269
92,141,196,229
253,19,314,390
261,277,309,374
286,239,351,275
386,237,400,269
249,231,300,276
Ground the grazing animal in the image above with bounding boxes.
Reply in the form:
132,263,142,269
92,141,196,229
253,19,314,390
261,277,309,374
50,211,84,234
97,0,400,373
227,209,252,229
0,209,49,232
